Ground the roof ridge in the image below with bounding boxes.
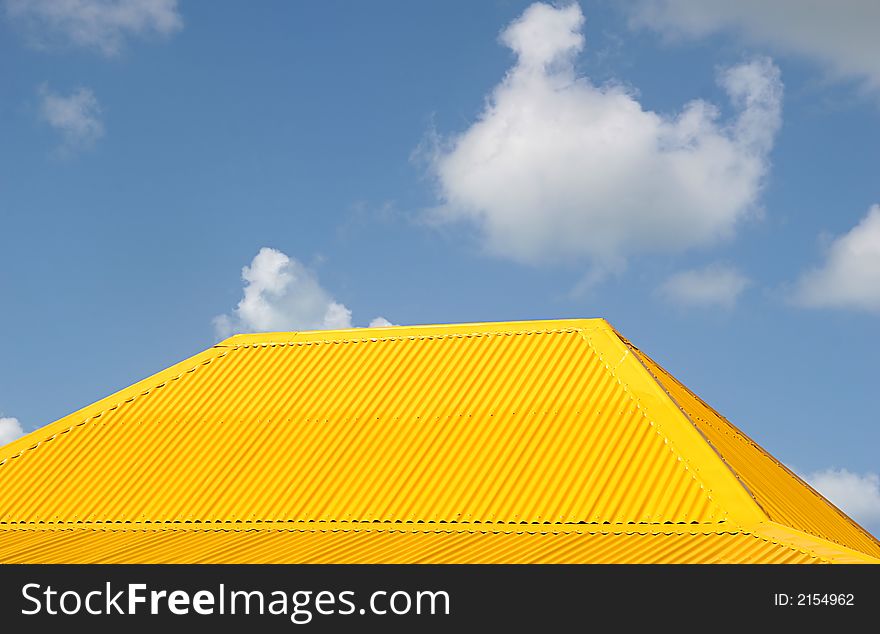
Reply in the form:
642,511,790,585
216,318,610,347
578,328,732,525
609,327,771,524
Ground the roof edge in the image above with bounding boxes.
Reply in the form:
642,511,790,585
0,345,231,465
750,522,880,564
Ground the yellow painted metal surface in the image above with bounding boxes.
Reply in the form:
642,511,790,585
0,321,728,525
0,524,873,564
0,318,877,563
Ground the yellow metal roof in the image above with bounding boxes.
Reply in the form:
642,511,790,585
1,318,877,563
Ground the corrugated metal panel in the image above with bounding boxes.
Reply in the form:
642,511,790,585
621,335,880,560
0,525,868,564
0,322,729,526
0,318,876,564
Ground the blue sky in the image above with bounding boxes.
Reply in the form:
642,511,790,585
0,1,878,533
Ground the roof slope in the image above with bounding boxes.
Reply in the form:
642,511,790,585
0,319,877,563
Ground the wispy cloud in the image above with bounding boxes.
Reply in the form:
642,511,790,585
424,2,782,277
629,0,880,94
5,0,183,56
38,84,104,155
658,264,751,309
0,416,24,446
213,248,395,338
792,204,880,312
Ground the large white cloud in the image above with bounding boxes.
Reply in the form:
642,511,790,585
658,263,750,309
793,205,880,312
426,2,782,270
807,468,880,533
214,248,394,338
0,416,24,446
5,0,183,56
629,1,880,93
38,84,104,154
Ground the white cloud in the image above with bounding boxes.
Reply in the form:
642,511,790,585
807,468,880,532
658,263,750,308
629,1,880,93
38,84,104,154
368,317,396,328
5,0,183,56
793,205,880,312
214,248,393,338
426,2,782,271
0,416,24,445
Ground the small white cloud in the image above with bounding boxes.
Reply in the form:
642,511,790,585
214,248,392,338
793,204,880,312
629,0,880,93
38,84,104,154
426,2,782,272
806,468,880,531
0,416,24,445
658,263,751,308
322,302,354,330
368,317,396,328
5,0,183,56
